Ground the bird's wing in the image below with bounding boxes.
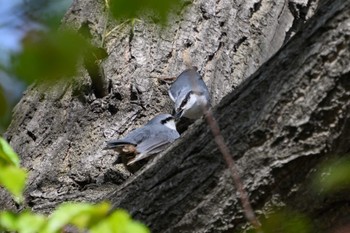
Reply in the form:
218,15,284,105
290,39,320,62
169,73,192,101
127,127,179,165
169,84,185,102
137,136,171,154
104,127,152,149
168,88,176,102
196,79,210,100
127,138,170,165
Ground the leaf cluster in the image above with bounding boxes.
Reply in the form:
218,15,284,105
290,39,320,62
0,137,27,203
0,137,149,233
0,204,149,233
9,29,88,84
108,0,183,23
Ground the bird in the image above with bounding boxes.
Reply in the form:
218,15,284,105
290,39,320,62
169,67,210,120
104,114,180,167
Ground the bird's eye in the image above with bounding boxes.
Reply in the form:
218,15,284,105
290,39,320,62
161,116,174,124
179,91,193,109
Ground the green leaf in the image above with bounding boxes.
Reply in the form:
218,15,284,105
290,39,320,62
109,0,182,23
90,219,114,233
1,207,150,233
70,202,110,228
10,29,88,84
0,211,17,231
105,209,130,230
248,209,311,233
0,165,27,201
0,211,46,233
313,157,350,193
42,202,110,233
0,137,26,201
0,137,20,167
125,221,150,233
17,211,47,233
91,209,149,233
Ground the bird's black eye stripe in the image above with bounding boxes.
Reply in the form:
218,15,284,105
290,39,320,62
178,90,204,111
179,91,193,109
161,116,174,124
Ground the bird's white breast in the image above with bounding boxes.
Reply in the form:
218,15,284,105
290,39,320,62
182,94,208,119
164,119,177,131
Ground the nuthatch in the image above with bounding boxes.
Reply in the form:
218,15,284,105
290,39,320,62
169,68,210,119
105,114,180,166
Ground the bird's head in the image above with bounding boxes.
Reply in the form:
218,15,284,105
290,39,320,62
174,91,209,120
147,114,177,131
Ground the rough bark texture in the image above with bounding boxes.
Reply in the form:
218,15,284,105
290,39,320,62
106,1,350,232
2,0,350,232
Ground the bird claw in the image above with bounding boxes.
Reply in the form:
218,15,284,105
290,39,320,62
122,144,137,153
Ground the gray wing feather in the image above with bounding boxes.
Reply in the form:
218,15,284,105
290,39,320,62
104,139,136,149
127,139,170,165
128,126,180,165
137,136,174,154
105,126,152,149
169,70,193,100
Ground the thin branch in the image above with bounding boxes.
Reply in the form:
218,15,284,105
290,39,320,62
204,109,262,232
183,50,261,230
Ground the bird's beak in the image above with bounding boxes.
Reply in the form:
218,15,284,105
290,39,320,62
174,109,183,121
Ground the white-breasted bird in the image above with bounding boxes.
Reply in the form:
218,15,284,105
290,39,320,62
169,68,210,119
104,114,180,166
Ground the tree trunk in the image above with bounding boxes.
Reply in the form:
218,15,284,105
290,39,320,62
3,0,350,232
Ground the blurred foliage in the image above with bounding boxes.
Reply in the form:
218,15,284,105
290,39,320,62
0,86,7,118
42,202,110,232
0,205,149,233
0,137,20,166
9,29,88,84
260,209,311,233
247,208,312,233
108,0,183,23
0,0,73,133
21,0,72,29
0,85,16,133
0,137,27,202
0,211,47,233
247,156,350,233
91,209,150,233
313,157,350,193
0,136,149,233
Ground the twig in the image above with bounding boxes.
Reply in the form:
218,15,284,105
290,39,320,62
204,109,262,232
101,0,110,47
182,51,261,230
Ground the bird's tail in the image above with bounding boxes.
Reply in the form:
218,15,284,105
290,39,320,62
103,140,136,150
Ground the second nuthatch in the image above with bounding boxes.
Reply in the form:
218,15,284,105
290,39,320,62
104,114,180,167
169,68,210,119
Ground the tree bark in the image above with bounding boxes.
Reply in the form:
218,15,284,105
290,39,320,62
3,0,350,232
106,1,350,232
